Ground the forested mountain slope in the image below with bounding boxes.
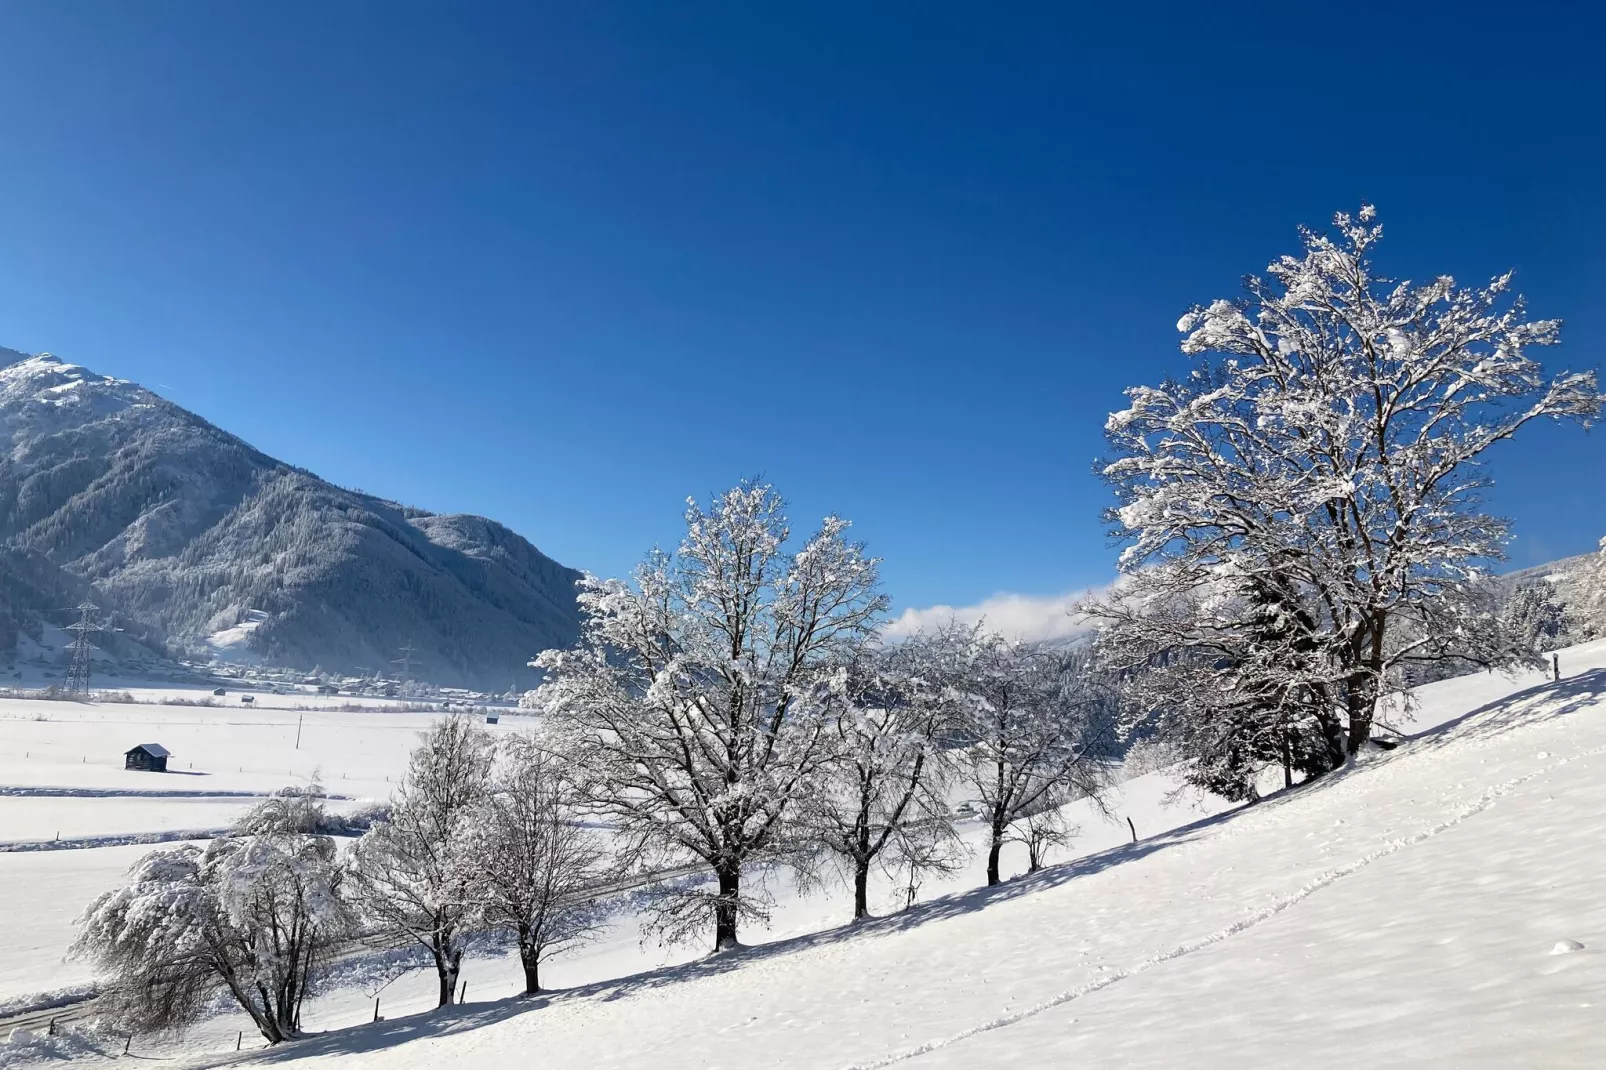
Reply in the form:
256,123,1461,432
0,348,581,688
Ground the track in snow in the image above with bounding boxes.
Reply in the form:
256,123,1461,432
843,742,1606,1069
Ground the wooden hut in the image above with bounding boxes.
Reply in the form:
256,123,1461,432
124,743,170,773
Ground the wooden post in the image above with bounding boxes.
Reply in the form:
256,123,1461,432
373,997,381,1022
296,714,303,749
459,980,467,1003
124,1035,132,1055
1126,816,1137,843
236,1031,243,1051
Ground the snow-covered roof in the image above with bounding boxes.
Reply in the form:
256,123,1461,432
127,743,170,757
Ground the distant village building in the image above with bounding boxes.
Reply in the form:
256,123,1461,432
125,743,170,773
213,687,227,696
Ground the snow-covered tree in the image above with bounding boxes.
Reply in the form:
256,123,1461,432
950,631,1113,885
1094,207,1602,765
801,639,962,920
1093,574,1343,801
1505,583,1568,652
1564,538,1606,639
534,482,887,951
1012,807,1077,875
73,787,352,1044
465,734,606,994
347,715,494,1006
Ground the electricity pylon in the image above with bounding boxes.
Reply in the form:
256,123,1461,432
64,602,106,694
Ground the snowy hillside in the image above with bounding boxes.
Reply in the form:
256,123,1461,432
25,639,1599,1069
0,348,582,688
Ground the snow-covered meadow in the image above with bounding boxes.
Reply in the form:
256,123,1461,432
0,687,517,1005
0,692,433,796
11,642,1606,1067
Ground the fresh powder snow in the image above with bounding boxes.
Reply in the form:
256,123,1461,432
8,641,1606,1066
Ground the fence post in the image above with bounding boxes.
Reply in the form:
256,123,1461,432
1127,816,1137,843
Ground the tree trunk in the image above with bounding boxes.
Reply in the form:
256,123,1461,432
1344,676,1376,756
520,925,540,994
271,964,300,1041
712,863,741,952
985,826,1005,886
433,936,461,1007
221,972,281,1045
1345,624,1387,756
850,820,874,920
852,859,870,920
254,982,291,1044
247,998,284,1045
437,963,457,1008
1317,704,1348,771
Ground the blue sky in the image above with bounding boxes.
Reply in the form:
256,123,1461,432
1,2,1602,621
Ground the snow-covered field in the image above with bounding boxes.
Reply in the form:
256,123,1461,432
0,842,209,1003
0,689,516,1005
0,796,257,844
0,691,510,796
10,643,1606,1067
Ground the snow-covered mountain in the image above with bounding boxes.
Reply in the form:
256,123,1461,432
0,348,582,689
1501,550,1598,593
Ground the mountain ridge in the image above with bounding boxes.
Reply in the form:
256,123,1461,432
0,348,582,689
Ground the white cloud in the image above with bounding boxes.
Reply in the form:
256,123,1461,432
885,583,1114,644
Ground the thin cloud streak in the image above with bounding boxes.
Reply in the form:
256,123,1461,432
885,584,1114,643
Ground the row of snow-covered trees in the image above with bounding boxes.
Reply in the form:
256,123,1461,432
74,204,1603,1044
74,732,608,1044
343,721,605,1007
529,482,1115,951
75,484,1118,1043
